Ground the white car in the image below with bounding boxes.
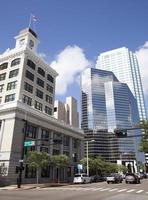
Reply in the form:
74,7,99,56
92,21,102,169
73,173,92,184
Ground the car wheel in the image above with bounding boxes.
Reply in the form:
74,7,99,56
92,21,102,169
107,181,110,184
125,181,128,184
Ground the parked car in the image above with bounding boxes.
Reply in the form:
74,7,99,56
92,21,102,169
106,173,123,184
125,173,140,184
91,175,105,182
73,173,92,184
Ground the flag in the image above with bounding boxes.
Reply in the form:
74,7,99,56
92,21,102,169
32,15,37,21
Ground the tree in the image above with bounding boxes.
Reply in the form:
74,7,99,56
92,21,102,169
50,155,70,183
138,120,148,153
27,151,50,184
80,157,104,175
80,157,125,175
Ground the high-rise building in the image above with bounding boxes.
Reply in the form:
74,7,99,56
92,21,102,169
0,28,84,185
81,68,144,165
96,47,147,120
54,96,79,128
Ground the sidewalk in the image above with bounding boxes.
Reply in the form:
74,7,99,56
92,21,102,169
0,183,71,191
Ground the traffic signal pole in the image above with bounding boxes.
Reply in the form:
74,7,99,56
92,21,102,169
17,119,27,188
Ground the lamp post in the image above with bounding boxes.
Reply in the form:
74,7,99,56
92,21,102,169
86,140,95,176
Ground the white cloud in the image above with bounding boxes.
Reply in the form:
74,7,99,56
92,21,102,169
135,41,148,96
50,45,91,95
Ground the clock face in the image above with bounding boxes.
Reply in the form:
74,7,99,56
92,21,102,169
29,40,34,49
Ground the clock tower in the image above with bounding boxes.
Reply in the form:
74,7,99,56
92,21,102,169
15,28,39,52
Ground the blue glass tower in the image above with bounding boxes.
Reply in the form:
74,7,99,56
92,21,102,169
81,68,144,163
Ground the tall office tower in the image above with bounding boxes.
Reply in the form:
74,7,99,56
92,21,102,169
81,68,144,165
54,96,79,128
0,28,84,184
96,47,147,121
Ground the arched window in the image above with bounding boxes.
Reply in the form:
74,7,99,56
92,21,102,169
11,58,21,67
0,62,8,70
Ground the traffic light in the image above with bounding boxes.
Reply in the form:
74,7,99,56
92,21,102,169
114,129,127,138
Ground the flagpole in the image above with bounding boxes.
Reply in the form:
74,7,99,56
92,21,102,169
28,14,32,28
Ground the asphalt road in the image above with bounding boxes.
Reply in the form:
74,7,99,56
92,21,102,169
0,179,148,200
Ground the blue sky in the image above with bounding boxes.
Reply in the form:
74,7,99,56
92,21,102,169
0,0,148,113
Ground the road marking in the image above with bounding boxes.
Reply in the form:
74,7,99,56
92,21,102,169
146,192,148,194
100,188,111,191
90,187,103,191
136,190,144,194
126,189,136,193
109,188,118,192
118,189,127,192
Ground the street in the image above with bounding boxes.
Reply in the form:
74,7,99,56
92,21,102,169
0,179,148,200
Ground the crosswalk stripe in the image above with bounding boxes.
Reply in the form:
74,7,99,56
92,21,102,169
126,189,135,193
100,188,111,191
109,188,118,192
118,189,127,192
90,188,103,191
136,190,144,194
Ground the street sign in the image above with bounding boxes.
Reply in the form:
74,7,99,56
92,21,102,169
24,141,35,147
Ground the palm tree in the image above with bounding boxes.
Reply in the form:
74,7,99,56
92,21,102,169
50,155,70,183
27,151,50,184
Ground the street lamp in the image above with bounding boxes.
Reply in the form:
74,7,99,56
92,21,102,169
86,140,95,176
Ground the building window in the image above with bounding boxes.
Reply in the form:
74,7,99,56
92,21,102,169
35,101,42,111
73,139,78,149
22,95,32,106
40,147,49,153
9,69,19,78
45,106,52,115
24,82,33,93
46,95,53,104
26,70,34,81
63,136,70,146
54,107,57,112
27,59,36,70
0,73,6,81
25,123,37,138
7,81,17,90
47,74,54,83
41,129,50,140
37,77,44,88
36,89,43,99
46,84,53,94
38,67,45,77
11,58,21,67
0,62,8,71
5,93,15,102
0,84,4,92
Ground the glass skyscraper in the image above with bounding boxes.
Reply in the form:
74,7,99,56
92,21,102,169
81,68,144,163
96,47,147,120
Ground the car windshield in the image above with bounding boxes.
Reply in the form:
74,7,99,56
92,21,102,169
75,174,81,177
126,173,134,176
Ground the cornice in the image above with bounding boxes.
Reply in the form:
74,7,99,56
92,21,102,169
0,49,25,63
